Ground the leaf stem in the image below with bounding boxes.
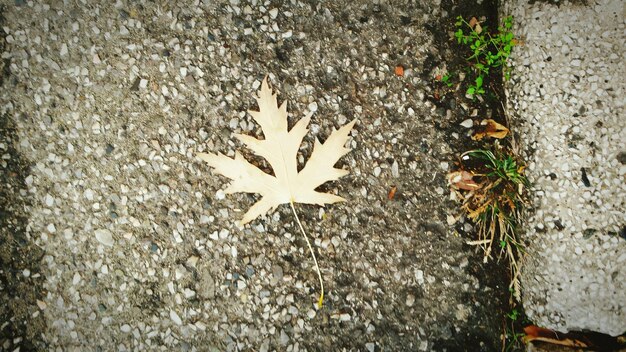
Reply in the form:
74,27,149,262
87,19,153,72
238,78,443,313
289,201,324,308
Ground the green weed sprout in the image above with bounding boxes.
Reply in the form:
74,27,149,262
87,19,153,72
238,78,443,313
454,16,516,97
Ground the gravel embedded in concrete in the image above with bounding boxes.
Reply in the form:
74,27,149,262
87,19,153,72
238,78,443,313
1,1,509,350
503,0,626,336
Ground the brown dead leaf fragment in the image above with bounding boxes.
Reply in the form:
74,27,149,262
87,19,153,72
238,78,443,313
474,22,483,35
388,186,397,200
523,325,626,350
472,119,509,140
467,17,483,34
395,65,404,76
469,17,478,28
448,170,480,191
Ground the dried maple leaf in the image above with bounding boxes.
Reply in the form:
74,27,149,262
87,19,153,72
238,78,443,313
198,77,356,225
197,77,356,307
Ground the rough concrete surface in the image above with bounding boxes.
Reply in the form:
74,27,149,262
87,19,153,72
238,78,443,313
503,0,625,337
0,1,511,351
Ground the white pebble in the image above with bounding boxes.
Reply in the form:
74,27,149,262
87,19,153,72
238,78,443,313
72,272,81,285
45,194,54,207
406,294,415,307
446,214,456,225
170,310,183,325
95,229,114,247
415,269,425,285
391,161,399,178
36,300,47,310
84,189,94,200
183,288,196,298
460,119,473,128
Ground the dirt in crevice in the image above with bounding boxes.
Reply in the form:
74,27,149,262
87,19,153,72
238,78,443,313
0,113,47,351
428,0,509,141
425,0,517,349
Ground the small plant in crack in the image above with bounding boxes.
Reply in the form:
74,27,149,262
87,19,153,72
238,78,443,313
506,308,519,321
441,72,454,87
468,75,485,96
433,68,456,99
448,143,528,301
503,307,527,351
454,15,517,97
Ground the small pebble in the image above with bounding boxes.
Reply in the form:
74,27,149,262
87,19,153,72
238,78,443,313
406,294,415,307
95,229,114,247
391,161,399,178
170,310,183,325
460,119,473,128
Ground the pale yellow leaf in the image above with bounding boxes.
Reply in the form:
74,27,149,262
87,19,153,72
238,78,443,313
198,78,356,225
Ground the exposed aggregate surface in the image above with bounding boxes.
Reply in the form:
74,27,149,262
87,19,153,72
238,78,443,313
504,0,625,337
0,1,510,351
